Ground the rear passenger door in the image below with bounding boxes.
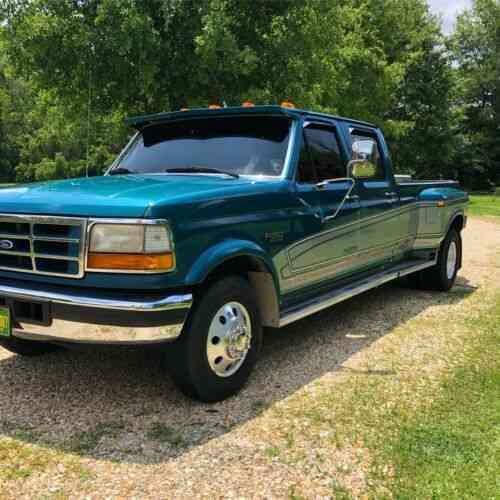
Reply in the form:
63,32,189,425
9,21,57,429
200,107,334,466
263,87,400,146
349,127,401,269
284,122,361,292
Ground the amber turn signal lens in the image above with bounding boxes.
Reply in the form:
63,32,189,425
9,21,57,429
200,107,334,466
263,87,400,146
281,101,295,109
242,100,255,107
209,104,222,109
88,253,174,271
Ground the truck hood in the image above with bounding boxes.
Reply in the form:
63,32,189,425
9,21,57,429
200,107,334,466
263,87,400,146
0,174,267,218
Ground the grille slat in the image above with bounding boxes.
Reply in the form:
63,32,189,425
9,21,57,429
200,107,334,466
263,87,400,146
33,254,80,261
0,234,30,240
0,215,86,279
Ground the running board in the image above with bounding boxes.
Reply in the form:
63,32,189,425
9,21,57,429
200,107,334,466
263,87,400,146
279,258,437,327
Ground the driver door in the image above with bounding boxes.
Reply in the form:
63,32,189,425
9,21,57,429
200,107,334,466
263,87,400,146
285,122,361,291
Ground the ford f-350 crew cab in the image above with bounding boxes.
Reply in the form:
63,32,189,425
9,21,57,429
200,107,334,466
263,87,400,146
0,105,468,402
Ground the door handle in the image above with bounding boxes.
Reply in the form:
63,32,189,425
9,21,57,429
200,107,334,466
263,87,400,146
385,191,398,203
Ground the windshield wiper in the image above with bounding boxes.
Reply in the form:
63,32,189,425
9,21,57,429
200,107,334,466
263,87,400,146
108,167,134,176
164,167,239,179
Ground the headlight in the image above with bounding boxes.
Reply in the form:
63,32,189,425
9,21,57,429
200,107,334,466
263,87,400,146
87,221,174,272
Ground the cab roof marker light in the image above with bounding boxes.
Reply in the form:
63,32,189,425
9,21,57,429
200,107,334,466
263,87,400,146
209,104,222,109
281,101,296,109
242,100,255,108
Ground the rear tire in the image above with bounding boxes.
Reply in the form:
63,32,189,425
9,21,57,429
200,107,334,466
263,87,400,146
167,276,262,403
411,229,461,291
0,337,59,357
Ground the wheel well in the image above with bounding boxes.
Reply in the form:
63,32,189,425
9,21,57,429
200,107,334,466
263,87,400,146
450,214,465,233
206,255,267,279
204,255,280,328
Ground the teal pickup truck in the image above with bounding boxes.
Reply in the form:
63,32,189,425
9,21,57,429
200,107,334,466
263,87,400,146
0,105,468,402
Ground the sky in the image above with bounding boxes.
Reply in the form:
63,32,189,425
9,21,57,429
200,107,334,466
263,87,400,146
428,0,472,33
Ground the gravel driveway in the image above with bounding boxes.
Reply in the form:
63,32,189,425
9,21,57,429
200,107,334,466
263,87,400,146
1,217,499,499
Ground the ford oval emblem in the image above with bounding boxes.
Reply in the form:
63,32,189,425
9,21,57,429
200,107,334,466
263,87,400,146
0,240,14,250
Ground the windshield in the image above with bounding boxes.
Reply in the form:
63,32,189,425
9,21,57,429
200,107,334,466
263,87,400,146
114,115,292,177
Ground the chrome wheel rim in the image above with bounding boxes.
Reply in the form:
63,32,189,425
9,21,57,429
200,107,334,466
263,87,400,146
446,241,457,280
206,302,252,378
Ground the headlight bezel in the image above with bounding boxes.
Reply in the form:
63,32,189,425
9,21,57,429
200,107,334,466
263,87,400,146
85,218,175,274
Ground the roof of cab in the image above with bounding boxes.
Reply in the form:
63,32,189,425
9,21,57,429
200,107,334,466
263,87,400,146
125,105,376,130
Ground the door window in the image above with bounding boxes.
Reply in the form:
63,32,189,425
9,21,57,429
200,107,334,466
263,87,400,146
296,125,346,183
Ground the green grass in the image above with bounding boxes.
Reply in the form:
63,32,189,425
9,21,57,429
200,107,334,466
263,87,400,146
65,421,125,454
386,298,500,499
263,285,500,499
468,194,500,218
146,422,186,448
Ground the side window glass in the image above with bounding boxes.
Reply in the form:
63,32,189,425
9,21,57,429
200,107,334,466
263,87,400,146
350,132,385,180
305,126,345,182
296,132,316,183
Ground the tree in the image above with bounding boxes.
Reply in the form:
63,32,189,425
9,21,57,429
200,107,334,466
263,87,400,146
0,0,460,183
450,0,500,189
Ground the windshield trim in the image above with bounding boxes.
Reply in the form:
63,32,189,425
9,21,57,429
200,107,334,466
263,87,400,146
106,114,297,180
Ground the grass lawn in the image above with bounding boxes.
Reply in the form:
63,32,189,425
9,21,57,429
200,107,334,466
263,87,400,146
386,298,500,499
468,194,500,218
264,272,500,499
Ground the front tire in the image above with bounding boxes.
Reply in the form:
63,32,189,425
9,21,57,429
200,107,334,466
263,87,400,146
168,276,262,402
0,336,59,357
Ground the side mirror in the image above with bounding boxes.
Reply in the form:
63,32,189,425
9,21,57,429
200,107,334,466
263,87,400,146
348,159,377,180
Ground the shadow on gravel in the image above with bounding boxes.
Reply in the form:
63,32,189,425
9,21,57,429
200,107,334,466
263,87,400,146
0,276,476,465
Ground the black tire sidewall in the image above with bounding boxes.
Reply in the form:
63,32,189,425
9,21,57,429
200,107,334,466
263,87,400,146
170,276,262,402
437,229,461,291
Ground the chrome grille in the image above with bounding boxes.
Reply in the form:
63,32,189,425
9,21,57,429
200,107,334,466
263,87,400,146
0,215,87,278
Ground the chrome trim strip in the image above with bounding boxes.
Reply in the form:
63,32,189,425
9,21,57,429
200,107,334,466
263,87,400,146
279,258,437,327
33,254,80,262
0,214,85,224
33,236,81,243
398,180,459,186
0,282,192,312
0,234,30,240
0,250,33,257
282,119,299,180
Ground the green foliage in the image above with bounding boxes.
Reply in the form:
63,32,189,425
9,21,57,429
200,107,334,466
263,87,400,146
449,0,500,189
0,0,497,185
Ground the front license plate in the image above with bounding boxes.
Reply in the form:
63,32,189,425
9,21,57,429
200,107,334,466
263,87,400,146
0,307,11,337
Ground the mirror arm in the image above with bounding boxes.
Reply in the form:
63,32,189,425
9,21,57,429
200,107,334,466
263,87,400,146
316,177,354,190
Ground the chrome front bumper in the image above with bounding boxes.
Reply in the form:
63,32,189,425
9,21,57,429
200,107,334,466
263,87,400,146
0,281,193,345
